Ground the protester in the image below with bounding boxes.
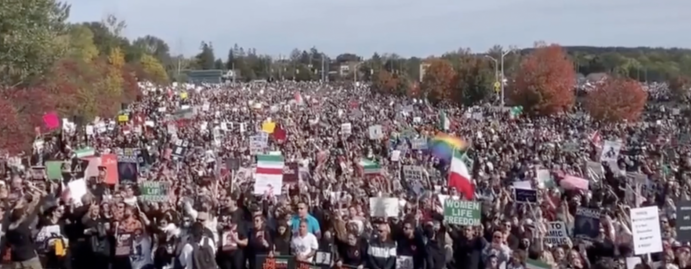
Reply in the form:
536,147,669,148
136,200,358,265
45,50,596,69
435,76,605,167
0,80,684,269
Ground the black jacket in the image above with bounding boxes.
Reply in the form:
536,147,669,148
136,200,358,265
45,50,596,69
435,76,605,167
366,236,396,269
450,236,485,269
425,239,446,269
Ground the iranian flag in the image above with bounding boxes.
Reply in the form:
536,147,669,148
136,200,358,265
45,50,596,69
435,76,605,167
360,158,381,175
74,147,95,158
254,155,284,195
448,151,474,199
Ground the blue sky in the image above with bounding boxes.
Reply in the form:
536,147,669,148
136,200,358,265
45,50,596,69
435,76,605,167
66,0,688,58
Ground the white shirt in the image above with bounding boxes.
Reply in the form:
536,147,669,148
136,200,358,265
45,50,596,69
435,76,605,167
179,236,217,269
290,232,319,262
130,235,153,269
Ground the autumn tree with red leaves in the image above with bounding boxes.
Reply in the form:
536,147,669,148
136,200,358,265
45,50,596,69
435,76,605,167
373,70,401,95
509,43,576,115
585,76,647,122
0,97,30,154
421,59,456,104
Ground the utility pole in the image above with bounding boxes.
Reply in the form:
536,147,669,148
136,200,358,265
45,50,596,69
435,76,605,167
176,38,183,84
321,53,326,82
485,47,515,107
278,54,283,81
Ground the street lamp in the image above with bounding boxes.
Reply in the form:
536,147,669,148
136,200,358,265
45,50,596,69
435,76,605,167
485,48,515,107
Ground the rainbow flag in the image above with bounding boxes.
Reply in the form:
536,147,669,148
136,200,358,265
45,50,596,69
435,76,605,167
430,134,468,160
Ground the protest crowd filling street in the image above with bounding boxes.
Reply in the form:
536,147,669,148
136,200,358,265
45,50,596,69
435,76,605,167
3,74,691,269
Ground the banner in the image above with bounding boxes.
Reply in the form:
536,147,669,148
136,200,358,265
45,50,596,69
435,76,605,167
443,200,481,226
283,162,299,185
138,181,170,202
255,255,348,269
574,207,601,241
116,148,139,184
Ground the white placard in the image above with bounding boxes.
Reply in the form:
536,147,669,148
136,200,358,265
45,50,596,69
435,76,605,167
545,221,568,245
391,150,401,161
630,206,663,255
536,169,551,189
411,139,428,150
369,197,399,217
600,140,622,162
341,123,352,135
369,125,383,140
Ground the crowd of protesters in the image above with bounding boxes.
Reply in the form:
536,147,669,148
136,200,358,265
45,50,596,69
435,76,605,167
0,80,687,269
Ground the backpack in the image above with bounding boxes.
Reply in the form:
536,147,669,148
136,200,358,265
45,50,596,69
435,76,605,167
191,237,216,269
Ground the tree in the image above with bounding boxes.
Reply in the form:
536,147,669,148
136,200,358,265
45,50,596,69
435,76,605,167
226,48,236,70
372,70,398,95
0,0,70,86
0,96,29,154
585,77,647,122
132,35,171,63
41,58,96,120
455,57,495,105
509,44,576,115
214,59,224,70
139,54,169,85
196,42,216,70
98,48,125,116
421,59,456,104
65,24,99,62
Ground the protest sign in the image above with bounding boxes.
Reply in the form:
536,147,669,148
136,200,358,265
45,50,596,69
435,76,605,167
545,221,568,245
116,148,139,184
443,200,481,226
340,123,352,135
250,134,268,155
369,197,399,217
411,138,428,150
600,140,622,162
403,165,423,182
283,162,299,185
138,181,170,202
562,142,579,152
574,207,601,240
45,161,63,181
226,158,240,171
369,125,383,140
172,140,189,160
514,188,537,203
255,255,294,269
676,200,691,242
101,154,119,185
631,206,663,255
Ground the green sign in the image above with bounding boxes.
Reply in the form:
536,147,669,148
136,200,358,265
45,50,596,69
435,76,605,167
45,161,64,181
444,200,481,226
138,182,170,202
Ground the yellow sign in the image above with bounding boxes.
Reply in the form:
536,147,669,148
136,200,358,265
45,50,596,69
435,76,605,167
262,122,276,134
180,92,188,99
117,114,129,122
